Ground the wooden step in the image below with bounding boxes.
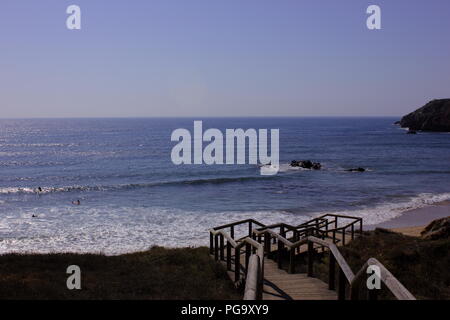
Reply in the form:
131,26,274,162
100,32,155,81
214,252,337,300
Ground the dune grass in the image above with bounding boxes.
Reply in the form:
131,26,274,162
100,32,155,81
336,228,450,299
303,228,450,300
0,246,241,300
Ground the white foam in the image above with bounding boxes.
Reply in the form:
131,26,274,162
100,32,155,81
0,192,449,255
308,192,450,226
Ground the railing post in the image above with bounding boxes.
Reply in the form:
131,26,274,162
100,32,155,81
338,268,346,300
307,241,314,277
315,220,319,237
214,234,219,261
333,230,336,244
258,259,263,300
277,240,283,269
245,243,251,273
248,221,252,237
209,232,214,255
231,225,235,239
219,234,225,260
368,288,378,301
342,228,346,246
350,283,359,300
288,248,295,274
226,241,232,270
280,226,285,250
359,219,363,235
321,230,325,253
235,247,241,283
351,224,354,241
329,254,336,290
264,233,270,255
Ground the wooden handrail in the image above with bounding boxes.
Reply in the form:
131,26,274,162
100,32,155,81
350,258,416,300
249,231,414,300
210,215,414,300
306,236,355,283
306,236,415,300
243,255,261,300
213,219,266,231
210,227,265,300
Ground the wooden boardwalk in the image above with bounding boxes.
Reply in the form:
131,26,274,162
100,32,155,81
263,259,337,300
219,249,337,300
210,215,416,300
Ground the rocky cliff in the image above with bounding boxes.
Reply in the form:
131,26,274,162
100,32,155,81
400,99,450,132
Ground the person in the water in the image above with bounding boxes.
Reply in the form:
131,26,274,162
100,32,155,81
72,199,81,205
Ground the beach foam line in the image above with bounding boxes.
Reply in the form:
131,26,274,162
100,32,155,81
306,192,450,226
0,176,280,195
0,192,449,255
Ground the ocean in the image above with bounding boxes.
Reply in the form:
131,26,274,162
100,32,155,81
1,117,450,254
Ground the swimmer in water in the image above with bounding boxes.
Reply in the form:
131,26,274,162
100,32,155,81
72,200,81,205
37,187,42,193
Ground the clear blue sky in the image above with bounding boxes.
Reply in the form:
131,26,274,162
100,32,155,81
1,0,449,117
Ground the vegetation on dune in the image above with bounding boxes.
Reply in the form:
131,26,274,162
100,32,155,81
0,247,241,300
307,228,450,300
337,228,450,300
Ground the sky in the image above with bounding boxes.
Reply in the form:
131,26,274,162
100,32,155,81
1,0,449,118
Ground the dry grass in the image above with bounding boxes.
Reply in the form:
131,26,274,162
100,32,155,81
309,229,450,299
0,246,241,300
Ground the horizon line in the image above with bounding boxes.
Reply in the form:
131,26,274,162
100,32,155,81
0,115,402,120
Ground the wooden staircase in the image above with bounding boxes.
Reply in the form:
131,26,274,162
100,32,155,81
210,214,416,301
220,245,337,300
263,259,337,300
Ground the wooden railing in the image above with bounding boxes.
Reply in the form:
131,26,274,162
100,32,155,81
209,219,265,300
350,257,416,300
304,236,416,300
210,215,415,300
254,214,363,247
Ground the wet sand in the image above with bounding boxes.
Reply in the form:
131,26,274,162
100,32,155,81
369,201,450,237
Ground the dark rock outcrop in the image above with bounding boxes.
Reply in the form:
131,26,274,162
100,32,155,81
347,167,366,172
421,216,450,240
400,99,450,132
290,160,321,170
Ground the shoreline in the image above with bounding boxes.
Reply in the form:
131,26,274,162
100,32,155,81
369,200,450,236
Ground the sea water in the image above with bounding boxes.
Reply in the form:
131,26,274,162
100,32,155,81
1,118,449,254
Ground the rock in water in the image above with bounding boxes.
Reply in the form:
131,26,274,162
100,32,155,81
290,160,321,170
311,162,322,170
421,216,450,240
400,99,450,132
300,160,313,169
347,167,366,172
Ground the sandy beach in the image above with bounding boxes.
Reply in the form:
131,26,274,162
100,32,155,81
372,201,450,237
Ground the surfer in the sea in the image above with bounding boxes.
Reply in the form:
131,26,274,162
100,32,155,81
72,199,81,205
